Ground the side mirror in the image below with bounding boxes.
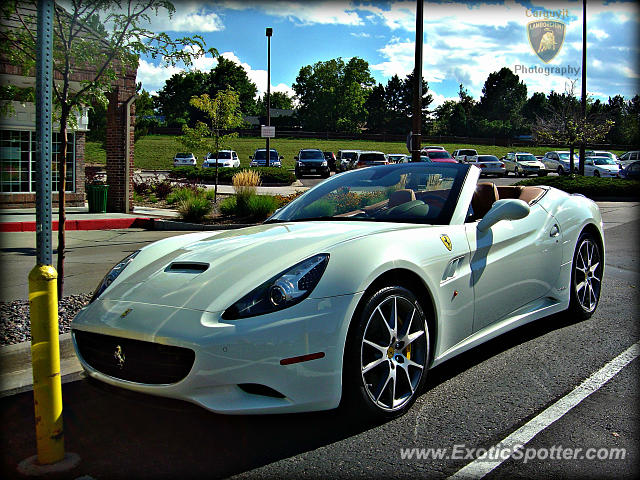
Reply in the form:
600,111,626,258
249,155,253,160
477,199,530,232
294,156,299,161
280,155,284,160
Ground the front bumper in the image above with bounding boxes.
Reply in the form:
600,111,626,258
71,293,362,414
296,164,330,176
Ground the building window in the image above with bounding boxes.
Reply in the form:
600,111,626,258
0,130,75,193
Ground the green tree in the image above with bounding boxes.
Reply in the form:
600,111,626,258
432,100,457,135
0,0,213,297
448,103,468,136
292,57,374,132
207,57,257,116
134,85,157,141
155,70,209,126
365,83,387,132
255,91,294,116
180,88,243,201
522,92,548,125
478,67,527,135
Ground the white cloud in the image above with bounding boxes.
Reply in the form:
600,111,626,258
350,32,371,38
219,52,295,99
145,3,224,32
222,1,363,25
136,59,182,93
429,91,458,109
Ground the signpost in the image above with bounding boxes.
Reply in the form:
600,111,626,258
261,126,275,138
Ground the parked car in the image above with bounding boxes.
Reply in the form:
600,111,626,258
421,145,445,151
502,152,546,176
586,150,619,165
469,155,506,177
584,156,620,178
72,162,604,419
618,150,639,168
355,151,388,168
323,151,337,171
337,150,360,171
387,154,408,164
202,150,240,168
250,149,283,167
296,149,330,178
423,149,457,164
173,152,197,167
542,151,578,175
619,161,640,180
452,149,478,163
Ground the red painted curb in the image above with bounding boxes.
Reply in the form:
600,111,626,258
0,217,154,232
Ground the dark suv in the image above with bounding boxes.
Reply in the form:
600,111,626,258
295,149,330,178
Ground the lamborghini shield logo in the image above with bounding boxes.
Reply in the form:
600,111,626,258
527,20,565,63
440,234,452,251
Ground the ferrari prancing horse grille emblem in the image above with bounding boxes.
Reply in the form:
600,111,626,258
440,234,452,251
114,345,125,369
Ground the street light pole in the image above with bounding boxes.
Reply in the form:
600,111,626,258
579,0,587,176
265,27,272,168
411,0,424,162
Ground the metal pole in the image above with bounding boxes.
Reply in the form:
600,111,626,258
265,27,272,167
31,0,65,464
124,94,135,214
579,0,587,175
411,0,424,162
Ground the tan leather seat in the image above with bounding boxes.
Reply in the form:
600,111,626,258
471,183,499,219
388,189,416,208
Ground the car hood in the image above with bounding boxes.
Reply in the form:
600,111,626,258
100,221,412,312
595,164,619,172
518,161,542,166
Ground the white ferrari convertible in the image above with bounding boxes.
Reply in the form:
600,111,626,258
72,163,604,418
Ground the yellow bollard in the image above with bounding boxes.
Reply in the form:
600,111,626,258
28,264,64,465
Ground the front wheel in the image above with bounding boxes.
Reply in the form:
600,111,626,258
343,286,430,419
538,171,548,177
594,170,600,177
557,166,564,176
515,167,521,177
568,231,603,320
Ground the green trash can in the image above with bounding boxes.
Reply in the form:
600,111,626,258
87,184,109,213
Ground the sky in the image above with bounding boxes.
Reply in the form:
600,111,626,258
136,0,640,108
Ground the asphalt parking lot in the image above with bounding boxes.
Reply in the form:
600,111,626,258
0,200,638,479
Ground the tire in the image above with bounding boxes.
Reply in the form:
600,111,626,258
295,169,302,179
515,167,521,177
568,231,603,320
343,286,430,420
539,171,548,177
557,166,564,176
594,171,600,177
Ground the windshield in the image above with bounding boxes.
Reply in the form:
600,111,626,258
477,155,499,162
596,152,615,159
211,152,231,160
300,150,324,160
459,150,476,155
176,153,191,158
517,154,537,162
254,150,279,160
593,157,616,165
268,163,468,226
428,151,452,159
342,152,358,160
359,153,386,163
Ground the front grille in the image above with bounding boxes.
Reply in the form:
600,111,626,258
73,330,195,385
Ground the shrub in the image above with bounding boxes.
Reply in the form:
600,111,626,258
246,195,279,219
148,193,158,203
233,169,261,214
170,166,296,185
177,196,213,223
133,175,150,195
153,179,173,200
516,175,640,198
219,196,237,216
166,186,198,205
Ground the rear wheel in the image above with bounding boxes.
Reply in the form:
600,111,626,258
538,171,548,176
594,170,600,177
515,167,522,177
557,166,564,176
568,231,602,319
343,286,430,419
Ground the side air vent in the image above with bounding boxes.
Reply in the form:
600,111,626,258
166,262,209,273
238,383,286,398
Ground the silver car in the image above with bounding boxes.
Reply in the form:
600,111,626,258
503,152,547,177
469,155,506,177
543,151,578,175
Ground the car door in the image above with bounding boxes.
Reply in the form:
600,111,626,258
584,158,595,176
465,202,563,332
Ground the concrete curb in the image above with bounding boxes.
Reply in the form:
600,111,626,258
0,333,81,397
0,217,153,232
150,219,256,231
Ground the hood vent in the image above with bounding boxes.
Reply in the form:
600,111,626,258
166,262,209,273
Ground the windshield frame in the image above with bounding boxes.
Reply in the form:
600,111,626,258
267,163,470,226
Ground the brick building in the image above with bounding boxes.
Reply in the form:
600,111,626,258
0,2,137,212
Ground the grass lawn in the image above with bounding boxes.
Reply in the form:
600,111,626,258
84,135,628,171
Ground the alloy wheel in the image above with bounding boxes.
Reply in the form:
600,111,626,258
360,295,428,411
574,238,602,313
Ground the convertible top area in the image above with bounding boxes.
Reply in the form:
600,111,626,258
471,183,547,219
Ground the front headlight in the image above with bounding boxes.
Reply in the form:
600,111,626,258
321,160,328,166
90,251,140,303
222,254,329,320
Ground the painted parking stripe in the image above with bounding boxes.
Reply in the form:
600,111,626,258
449,341,640,479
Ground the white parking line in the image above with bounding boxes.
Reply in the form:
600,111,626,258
449,341,640,479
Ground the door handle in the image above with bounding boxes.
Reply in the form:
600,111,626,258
550,224,560,237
